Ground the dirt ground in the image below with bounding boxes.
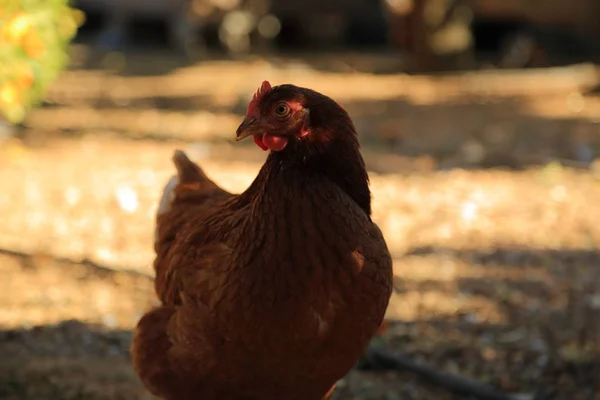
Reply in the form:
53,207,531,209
1,49,600,399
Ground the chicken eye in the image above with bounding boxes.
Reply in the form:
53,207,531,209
274,104,290,117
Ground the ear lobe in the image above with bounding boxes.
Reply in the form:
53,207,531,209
298,108,311,138
296,107,309,121
298,129,310,138
301,107,310,124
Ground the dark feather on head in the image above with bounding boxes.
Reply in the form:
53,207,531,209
238,81,372,217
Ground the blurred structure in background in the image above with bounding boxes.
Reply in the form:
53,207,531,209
384,0,475,71
74,0,387,58
468,0,600,68
72,0,600,71
74,0,279,57
384,0,600,71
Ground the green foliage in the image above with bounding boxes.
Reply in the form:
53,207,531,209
0,0,83,123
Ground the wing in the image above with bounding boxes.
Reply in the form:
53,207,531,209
153,149,233,305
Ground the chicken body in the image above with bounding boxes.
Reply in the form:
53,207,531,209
132,83,393,400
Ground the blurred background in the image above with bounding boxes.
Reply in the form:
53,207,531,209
1,0,600,399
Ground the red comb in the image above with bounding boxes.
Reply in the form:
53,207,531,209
246,80,272,116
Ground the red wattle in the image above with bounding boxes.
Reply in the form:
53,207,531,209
253,135,269,151
262,134,288,151
252,134,288,151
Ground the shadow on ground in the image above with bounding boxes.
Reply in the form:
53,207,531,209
1,244,599,399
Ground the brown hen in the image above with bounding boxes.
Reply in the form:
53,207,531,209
132,81,393,400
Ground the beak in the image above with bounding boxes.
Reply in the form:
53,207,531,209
236,117,260,142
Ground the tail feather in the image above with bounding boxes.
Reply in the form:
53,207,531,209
155,149,231,248
157,175,180,217
172,149,212,185
157,149,223,218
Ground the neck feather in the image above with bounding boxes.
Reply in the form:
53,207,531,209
239,133,371,218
